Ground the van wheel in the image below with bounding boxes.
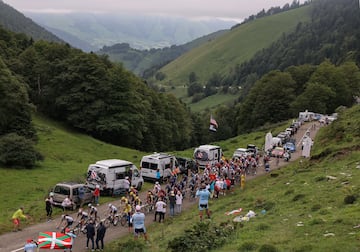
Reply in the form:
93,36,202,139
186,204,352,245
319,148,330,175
137,183,142,191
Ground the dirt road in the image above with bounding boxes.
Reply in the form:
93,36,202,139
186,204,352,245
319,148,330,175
0,122,319,252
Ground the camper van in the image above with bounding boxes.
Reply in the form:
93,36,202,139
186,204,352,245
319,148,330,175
86,159,143,195
140,153,177,181
193,145,222,169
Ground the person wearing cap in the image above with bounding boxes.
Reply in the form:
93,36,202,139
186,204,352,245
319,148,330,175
12,207,27,232
24,238,38,252
196,184,211,221
132,205,148,241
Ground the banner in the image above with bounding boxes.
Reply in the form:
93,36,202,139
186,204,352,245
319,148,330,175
38,232,72,250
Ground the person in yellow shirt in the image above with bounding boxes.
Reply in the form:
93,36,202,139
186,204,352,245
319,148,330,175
241,173,246,190
122,199,132,232
12,207,27,232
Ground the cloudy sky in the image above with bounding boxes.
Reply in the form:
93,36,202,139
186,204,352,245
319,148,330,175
4,0,304,21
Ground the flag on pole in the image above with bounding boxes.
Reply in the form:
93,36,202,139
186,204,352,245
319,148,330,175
209,115,218,132
38,232,73,249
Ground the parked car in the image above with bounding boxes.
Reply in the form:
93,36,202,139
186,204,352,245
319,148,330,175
284,142,296,153
246,144,259,157
52,182,93,210
176,156,197,174
271,147,285,158
233,148,250,159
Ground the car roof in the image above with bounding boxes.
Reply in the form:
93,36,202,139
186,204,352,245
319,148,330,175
55,182,85,187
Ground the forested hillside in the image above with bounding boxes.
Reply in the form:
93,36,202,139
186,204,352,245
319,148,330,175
0,1,63,43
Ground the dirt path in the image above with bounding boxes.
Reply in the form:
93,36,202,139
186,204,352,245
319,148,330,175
0,122,320,252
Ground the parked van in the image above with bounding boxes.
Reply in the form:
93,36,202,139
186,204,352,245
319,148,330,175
140,153,177,181
194,145,222,169
86,159,143,195
52,182,93,210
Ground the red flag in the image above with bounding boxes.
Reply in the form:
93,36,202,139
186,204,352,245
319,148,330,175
38,232,73,249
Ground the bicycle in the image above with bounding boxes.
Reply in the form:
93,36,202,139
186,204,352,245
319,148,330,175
104,213,119,228
120,213,129,227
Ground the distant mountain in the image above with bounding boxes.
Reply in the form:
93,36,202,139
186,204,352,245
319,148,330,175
25,12,237,51
98,29,228,76
0,0,63,43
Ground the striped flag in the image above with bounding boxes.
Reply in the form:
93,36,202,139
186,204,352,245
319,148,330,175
209,115,218,132
38,232,73,249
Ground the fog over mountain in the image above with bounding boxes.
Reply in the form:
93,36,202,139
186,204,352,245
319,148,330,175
26,12,237,51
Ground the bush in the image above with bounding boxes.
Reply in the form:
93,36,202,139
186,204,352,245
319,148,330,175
238,241,258,251
0,133,43,168
344,195,356,204
258,244,279,252
112,239,146,252
167,221,236,252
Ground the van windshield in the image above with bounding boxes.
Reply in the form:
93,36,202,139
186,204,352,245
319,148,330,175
142,162,158,170
54,186,70,195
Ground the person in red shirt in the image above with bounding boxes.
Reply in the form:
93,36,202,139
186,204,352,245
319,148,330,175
93,185,100,206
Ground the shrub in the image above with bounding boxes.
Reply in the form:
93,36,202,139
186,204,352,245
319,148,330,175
292,194,305,202
167,221,237,252
344,195,356,204
0,133,43,168
310,204,321,211
238,241,258,251
258,244,279,252
112,239,146,252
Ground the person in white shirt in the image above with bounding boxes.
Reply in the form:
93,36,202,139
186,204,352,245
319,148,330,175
154,197,166,223
175,190,183,214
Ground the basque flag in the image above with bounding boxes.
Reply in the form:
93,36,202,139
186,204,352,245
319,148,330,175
209,115,218,132
38,232,73,249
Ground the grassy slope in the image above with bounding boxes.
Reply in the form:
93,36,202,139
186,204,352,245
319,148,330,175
159,5,310,90
108,106,360,251
0,114,147,232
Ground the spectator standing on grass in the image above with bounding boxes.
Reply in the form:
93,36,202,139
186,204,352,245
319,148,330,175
169,191,176,217
93,185,100,206
85,219,95,251
12,207,27,232
45,196,53,221
96,221,106,251
132,205,148,241
196,184,211,221
175,190,183,214
154,197,166,223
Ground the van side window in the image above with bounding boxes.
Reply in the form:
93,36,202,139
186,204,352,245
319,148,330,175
116,172,125,179
54,186,70,196
73,188,79,195
149,163,158,170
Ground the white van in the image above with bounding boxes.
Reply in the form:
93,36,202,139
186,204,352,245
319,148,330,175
194,145,222,169
86,159,143,195
140,153,177,181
